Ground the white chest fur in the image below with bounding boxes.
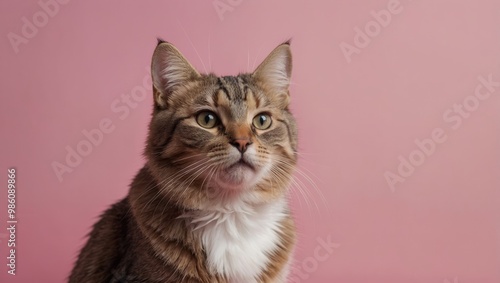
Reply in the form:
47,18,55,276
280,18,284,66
188,197,287,283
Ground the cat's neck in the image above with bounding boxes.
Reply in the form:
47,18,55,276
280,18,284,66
185,195,289,283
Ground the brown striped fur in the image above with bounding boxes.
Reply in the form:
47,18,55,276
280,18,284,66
69,40,298,283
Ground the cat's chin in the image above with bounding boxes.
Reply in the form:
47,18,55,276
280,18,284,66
214,162,257,191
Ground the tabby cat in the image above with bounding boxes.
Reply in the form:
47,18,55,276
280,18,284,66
69,39,298,283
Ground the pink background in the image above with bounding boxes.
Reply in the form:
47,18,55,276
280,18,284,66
1,0,500,282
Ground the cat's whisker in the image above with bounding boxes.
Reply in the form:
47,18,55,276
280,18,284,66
293,175,320,216
200,165,216,192
156,161,215,217
175,160,217,200
269,166,308,210
272,161,322,217
177,19,208,74
274,157,327,213
134,177,170,214
161,158,211,187
251,43,265,71
170,153,206,162
162,158,213,189
267,168,299,209
124,178,156,219
286,172,312,209
247,49,250,73
182,162,214,193
202,161,224,192
208,32,212,72
268,165,289,190
293,166,329,213
144,158,212,214
273,157,324,191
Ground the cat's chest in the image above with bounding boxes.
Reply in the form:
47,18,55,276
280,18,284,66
189,199,287,283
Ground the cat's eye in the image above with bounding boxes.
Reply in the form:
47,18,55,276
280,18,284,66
196,111,219,129
252,113,272,130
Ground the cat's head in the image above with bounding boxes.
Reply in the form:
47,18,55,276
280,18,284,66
145,40,297,208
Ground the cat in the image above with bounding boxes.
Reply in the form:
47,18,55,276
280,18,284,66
68,39,298,283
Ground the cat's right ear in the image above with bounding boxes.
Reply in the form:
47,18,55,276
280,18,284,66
151,40,200,109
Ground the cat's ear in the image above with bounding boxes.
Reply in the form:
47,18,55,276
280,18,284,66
151,40,200,109
252,41,292,105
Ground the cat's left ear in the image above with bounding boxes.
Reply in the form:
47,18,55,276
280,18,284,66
151,40,200,109
252,41,292,106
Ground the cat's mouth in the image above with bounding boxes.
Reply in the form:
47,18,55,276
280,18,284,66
213,157,257,190
227,158,255,171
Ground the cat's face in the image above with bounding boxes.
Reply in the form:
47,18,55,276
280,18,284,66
145,40,297,207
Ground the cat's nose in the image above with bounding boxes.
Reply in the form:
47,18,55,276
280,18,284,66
229,138,252,153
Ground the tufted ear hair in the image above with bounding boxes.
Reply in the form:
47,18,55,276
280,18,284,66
151,39,200,109
252,41,292,106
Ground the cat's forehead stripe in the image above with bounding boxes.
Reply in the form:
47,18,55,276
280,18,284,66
216,77,231,101
220,76,247,101
246,88,257,110
213,89,230,109
210,75,266,116
237,76,248,101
